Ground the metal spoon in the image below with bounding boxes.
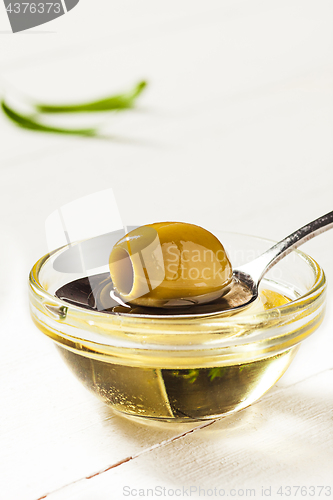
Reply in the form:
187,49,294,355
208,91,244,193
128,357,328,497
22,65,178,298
54,211,333,318
231,210,333,312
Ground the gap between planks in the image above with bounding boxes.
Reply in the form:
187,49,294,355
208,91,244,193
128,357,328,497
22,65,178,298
35,419,216,500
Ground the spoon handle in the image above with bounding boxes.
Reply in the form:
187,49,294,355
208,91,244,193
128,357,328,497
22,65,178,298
239,210,333,284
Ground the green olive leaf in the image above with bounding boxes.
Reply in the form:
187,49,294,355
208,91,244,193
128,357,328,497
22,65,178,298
1,100,97,136
183,369,200,384
35,80,147,114
208,367,227,381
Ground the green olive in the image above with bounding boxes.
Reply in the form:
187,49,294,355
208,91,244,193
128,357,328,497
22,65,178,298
109,222,233,308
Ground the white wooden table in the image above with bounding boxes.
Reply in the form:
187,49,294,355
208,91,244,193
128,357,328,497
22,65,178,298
1,2,332,499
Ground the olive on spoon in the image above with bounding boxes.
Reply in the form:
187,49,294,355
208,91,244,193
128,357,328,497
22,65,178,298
109,212,333,314
109,222,233,308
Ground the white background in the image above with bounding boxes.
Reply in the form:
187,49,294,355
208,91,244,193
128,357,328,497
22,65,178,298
0,2,332,499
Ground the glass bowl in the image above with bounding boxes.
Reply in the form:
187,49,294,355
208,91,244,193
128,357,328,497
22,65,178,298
29,231,326,423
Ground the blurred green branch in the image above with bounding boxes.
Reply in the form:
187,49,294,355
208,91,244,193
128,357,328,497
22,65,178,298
1,100,97,136
35,81,147,113
1,80,147,137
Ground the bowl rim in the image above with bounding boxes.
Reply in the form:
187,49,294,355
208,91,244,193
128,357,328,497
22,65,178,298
29,230,326,345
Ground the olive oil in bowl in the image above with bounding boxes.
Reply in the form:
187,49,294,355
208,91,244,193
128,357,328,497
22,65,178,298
56,283,296,422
